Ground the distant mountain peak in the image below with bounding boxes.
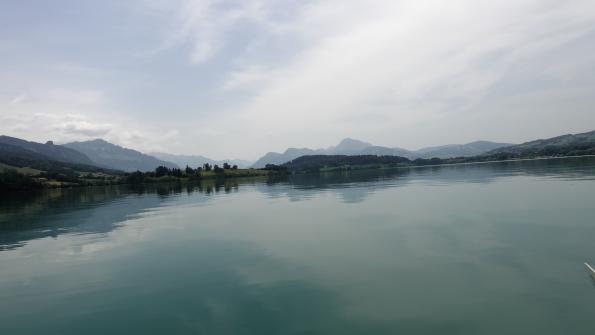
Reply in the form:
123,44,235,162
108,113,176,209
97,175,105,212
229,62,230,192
337,137,371,146
74,138,118,147
329,138,373,154
88,138,110,144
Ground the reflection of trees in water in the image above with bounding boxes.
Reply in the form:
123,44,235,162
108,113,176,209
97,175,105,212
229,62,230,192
258,156,595,203
1,157,594,251
256,168,411,203
0,186,163,251
0,177,283,251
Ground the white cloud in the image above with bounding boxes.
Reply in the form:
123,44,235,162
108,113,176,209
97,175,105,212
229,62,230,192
178,0,595,153
56,120,112,137
221,66,269,91
9,93,25,105
155,0,274,64
2,0,595,159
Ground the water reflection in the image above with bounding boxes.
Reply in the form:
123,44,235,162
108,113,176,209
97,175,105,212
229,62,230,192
0,180,240,251
2,157,595,251
1,157,595,334
259,156,595,203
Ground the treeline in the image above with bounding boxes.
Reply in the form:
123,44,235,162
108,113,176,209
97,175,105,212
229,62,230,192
0,168,122,190
125,163,239,183
283,145,595,172
487,144,595,158
0,169,43,190
124,163,288,184
284,155,411,172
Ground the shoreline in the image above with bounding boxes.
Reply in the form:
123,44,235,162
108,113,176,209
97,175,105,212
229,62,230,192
0,168,289,191
313,154,595,174
2,154,595,191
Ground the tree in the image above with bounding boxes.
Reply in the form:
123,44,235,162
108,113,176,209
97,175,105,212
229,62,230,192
0,169,42,190
155,166,170,177
125,171,145,184
213,164,224,173
223,162,231,169
185,165,194,175
232,165,238,170
203,163,212,172
171,168,182,178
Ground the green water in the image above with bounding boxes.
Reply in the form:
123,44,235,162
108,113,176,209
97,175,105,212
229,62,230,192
2,158,595,334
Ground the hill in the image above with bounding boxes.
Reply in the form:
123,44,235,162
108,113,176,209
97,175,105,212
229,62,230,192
283,155,411,172
358,145,414,157
485,130,595,157
0,135,94,165
417,141,513,159
63,139,178,172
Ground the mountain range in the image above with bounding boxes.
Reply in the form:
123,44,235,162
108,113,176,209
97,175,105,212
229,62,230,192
63,139,178,172
1,130,593,176
251,138,513,168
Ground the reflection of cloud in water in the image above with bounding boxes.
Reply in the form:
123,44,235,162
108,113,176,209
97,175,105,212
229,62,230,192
2,157,594,250
0,184,206,250
0,234,473,335
0,179,258,251
1,157,595,334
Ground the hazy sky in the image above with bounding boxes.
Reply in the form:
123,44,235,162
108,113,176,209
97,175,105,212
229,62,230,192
1,0,595,160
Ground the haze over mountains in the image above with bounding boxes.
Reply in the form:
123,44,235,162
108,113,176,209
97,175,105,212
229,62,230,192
150,152,252,170
251,138,512,168
63,139,178,172
2,130,594,176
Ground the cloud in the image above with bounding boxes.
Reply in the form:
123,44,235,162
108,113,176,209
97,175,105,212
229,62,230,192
2,0,595,159
221,66,269,91
190,0,595,152
154,0,275,64
57,120,112,137
9,93,25,105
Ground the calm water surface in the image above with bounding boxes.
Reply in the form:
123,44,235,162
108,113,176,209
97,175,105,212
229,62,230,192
2,158,595,334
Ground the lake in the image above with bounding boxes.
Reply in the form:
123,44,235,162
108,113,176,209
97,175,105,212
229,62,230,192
1,157,595,334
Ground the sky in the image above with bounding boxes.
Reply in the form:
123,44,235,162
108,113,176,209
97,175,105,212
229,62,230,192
1,0,595,160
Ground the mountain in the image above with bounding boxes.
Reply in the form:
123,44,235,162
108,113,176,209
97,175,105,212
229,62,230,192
359,146,414,157
0,135,94,165
416,141,513,159
63,139,178,172
327,138,373,154
0,142,67,168
485,130,595,157
252,138,511,167
252,148,323,168
0,141,119,177
150,152,252,169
